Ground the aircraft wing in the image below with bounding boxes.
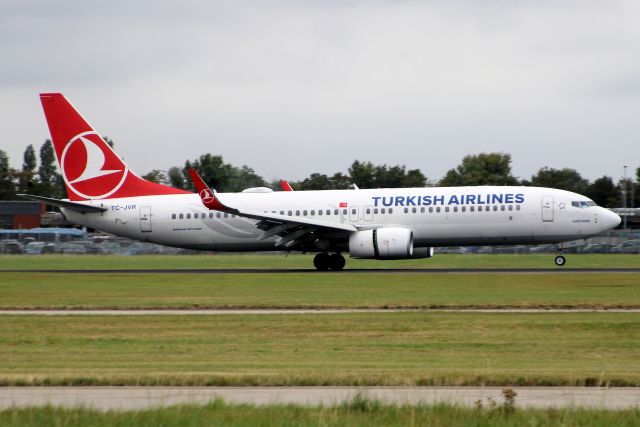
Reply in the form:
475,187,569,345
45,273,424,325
18,194,107,213
188,168,356,249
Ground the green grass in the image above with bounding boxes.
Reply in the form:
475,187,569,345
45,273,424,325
1,312,639,386
0,271,638,309
0,253,638,270
2,400,640,427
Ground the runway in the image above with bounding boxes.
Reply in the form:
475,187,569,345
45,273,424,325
2,308,640,315
2,268,640,274
2,386,640,410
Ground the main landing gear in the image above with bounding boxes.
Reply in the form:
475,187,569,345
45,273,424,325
313,253,346,271
554,254,566,267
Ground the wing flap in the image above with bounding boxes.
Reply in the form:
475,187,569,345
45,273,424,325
18,194,107,213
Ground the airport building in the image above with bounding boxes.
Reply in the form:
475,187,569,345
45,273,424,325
0,201,44,229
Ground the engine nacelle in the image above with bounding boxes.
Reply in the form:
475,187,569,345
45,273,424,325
412,246,435,259
349,227,414,259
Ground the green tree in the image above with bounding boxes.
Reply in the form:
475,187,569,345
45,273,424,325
188,154,267,193
167,167,187,190
439,153,518,186
530,167,588,194
0,150,17,200
37,140,64,198
586,176,618,208
296,173,334,190
142,169,168,184
19,144,37,192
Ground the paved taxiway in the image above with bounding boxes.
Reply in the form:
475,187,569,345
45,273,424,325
3,268,639,274
2,308,640,315
2,387,640,410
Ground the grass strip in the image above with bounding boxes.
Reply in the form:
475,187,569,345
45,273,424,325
0,253,638,270
0,272,638,309
1,312,639,387
2,398,640,427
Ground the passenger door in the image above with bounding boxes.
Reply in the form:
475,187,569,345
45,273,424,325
541,196,554,222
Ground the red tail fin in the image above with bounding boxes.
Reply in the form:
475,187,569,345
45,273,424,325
39,93,189,201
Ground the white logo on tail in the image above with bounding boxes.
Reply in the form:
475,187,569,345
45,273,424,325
61,131,129,199
69,136,121,183
200,189,214,203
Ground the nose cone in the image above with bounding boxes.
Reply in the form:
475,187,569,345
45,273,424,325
601,208,621,230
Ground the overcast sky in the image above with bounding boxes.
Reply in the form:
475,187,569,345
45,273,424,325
1,0,639,184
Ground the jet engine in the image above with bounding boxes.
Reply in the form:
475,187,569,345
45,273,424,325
349,227,415,259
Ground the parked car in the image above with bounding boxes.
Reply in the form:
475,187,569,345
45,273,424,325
24,241,58,255
610,240,640,254
0,239,24,254
59,242,87,254
579,243,612,254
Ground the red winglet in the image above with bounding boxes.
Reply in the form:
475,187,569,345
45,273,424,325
280,180,294,191
188,168,233,211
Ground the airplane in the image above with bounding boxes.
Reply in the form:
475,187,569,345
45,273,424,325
21,93,621,270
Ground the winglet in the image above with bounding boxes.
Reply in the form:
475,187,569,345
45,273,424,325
188,168,233,211
280,180,294,191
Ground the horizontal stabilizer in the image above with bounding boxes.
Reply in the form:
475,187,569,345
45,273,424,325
18,194,107,213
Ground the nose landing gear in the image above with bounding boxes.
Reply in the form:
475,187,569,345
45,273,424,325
313,253,346,271
554,254,566,266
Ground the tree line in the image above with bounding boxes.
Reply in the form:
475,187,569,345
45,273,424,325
1,142,637,209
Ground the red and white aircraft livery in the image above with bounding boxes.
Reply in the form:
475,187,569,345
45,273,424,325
22,93,621,270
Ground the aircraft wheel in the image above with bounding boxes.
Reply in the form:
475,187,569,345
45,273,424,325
313,253,331,271
554,255,566,267
329,253,346,271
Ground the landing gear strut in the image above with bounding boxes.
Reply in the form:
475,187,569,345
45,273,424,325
313,253,346,271
554,255,566,267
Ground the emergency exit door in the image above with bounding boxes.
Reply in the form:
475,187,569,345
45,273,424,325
140,206,152,232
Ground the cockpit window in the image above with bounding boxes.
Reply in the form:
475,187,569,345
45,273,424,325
572,200,597,208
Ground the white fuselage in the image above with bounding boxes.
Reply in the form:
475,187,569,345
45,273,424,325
61,186,620,252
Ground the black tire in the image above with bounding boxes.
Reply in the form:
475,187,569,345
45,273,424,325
313,253,331,271
554,255,566,267
329,254,346,271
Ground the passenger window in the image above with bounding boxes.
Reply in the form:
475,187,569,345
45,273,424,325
216,212,221,218
461,206,466,212
365,208,370,214
470,206,474,212
334,209,339,215
501,205,505,211
351,208,356,215
508,205,513,211
224,213,228,218
374,208,379,214
404,207,409,213
288,210,292,216
310,210,315,216
172,213,176,219
436,207,441,213
453,206,458,212
381,208,386,214
186,213,191,219
343,209,347,215
327,210,331,215
421,207,425,213
389,208,393,214
179,213,184,219
412,207,417,213
318,210,323,215
296,210,300,216
516,205,521,211
429,207,433,213
280,211,284,215
194,213,199,219
493,206,498,211
445,207,449,212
